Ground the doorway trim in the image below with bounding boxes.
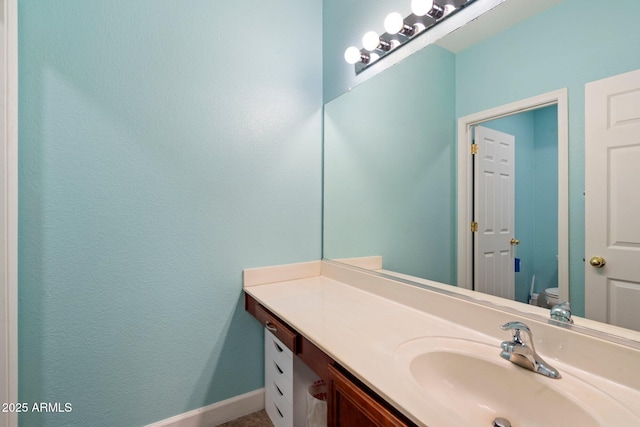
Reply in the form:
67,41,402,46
1,1,19,426
457,88,569,303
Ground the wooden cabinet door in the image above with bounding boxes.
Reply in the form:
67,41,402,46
327,365,412,427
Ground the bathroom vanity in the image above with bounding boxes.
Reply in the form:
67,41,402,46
245,288,413,426
244,260,640,427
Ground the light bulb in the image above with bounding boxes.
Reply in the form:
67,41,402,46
344,46,362,64
412,0,444,19
384,12,404,35
411,0,434,17
444,4,456,16
362,31,381,51
369,53,380,63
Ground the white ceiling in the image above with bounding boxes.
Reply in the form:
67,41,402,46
436,0,564,53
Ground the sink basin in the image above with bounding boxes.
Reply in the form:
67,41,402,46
393,337,638,427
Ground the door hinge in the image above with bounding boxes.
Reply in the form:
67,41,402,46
471,221,478,232
471,144,478,155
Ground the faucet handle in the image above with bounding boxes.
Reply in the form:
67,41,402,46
500,321,530,333
550,301,573,324
500,321,533,345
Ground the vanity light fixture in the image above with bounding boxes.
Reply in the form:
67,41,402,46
344,0,477,74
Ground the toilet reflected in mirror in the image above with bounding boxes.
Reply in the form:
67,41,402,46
541,287,559,309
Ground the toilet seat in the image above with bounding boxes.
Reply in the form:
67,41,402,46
543,287,559,308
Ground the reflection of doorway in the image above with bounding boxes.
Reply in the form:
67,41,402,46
473,108,559,302
458,89,569,304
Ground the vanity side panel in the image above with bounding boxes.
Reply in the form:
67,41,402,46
298,335,332,383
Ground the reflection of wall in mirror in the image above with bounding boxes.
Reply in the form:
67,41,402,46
324,44,457,285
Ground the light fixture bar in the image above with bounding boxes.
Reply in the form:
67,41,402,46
345,0,477,74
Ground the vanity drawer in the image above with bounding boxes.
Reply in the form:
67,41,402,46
266,328,293,364
266,385,293,427
266,351,293,385
246,294,298,353
265,329,293,400
266,374,292,406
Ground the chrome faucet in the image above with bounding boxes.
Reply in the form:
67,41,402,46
550,301,573,324
500,321,561,379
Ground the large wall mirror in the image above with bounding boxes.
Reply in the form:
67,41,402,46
323,0,640,342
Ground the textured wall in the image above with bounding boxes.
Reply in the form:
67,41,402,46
18,1,322,426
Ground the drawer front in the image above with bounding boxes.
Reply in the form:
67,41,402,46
265,330,293,403
246,294,298,353
265,374,293,406
265,352,293,384
265,329,292,365
265,386,293,427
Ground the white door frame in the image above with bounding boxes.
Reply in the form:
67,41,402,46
457,88,569,303
1,0,18,426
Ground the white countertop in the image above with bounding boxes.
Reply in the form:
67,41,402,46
244,261,640,427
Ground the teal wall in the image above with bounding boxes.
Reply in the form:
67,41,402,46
324,45,456,284
18,1,322,426
456,0,640,316
479,105,558,303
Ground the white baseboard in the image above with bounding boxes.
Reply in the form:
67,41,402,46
146,389,265,427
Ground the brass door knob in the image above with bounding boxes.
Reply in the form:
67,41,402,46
589,256,606,268
510,238,520,245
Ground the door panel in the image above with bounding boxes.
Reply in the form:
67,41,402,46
608,279,640,331
609,146,640,247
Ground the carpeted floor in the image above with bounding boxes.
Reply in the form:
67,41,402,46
217,410,274,427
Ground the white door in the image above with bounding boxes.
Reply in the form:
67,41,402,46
585,69,640,331
474,126,516,299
